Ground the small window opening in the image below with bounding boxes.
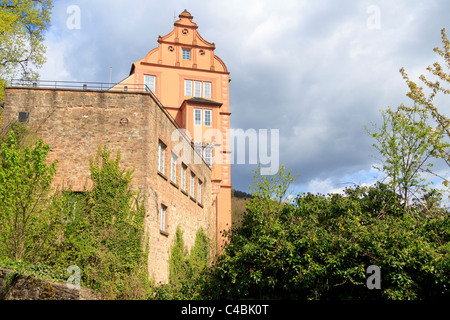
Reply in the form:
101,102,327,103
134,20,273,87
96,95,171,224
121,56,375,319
18,112,29,123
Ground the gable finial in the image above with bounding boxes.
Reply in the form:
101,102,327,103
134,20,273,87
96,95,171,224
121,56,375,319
179,9,193,20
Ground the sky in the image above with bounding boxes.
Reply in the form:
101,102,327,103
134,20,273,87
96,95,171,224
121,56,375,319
39,0,450,195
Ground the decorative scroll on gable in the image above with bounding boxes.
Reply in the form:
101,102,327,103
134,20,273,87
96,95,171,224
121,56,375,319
143,10,228,73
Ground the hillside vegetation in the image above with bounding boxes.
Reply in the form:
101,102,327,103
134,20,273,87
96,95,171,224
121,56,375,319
231,188,252,228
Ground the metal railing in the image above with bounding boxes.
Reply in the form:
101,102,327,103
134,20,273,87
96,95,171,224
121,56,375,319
9,79,152,92
7,79,212,167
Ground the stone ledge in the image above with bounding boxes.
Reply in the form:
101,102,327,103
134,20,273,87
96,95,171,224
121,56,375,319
0,267,101,300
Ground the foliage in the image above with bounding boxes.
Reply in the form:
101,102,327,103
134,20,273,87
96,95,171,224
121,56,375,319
168,226,189,292
231,189,252,228
48,146,149,299
152,226,210,300
0,256,66,283
0,0,53,102
0,128,60,262
1,120,37,148
366,105,448,207
0,138,149,299
202,169,449,300
232,189,252,199
399,28,450,190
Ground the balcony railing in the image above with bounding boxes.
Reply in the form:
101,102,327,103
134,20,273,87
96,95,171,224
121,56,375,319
9,79,151,92
7,79,213,167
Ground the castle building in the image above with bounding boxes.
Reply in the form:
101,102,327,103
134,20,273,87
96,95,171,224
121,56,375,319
2,10,231,283
114,10,232,248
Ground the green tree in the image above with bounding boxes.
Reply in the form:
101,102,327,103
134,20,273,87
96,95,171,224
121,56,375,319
44,146,149,299
366,104,448,208
0,0,53,102
201,168,449,300
84,146,148,299
153,227,210,300
400,28,450,189
0,127,59,261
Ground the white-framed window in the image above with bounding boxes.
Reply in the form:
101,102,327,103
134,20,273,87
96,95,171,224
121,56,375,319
181,163,187,191
198,180,202,204
194,143,202,157
144,75,155,92
184,80,212,98
158,141,166,174
160,204,167,232
203,82,211,98
194,81,202,97
184,80,192,96
203,148,212,167
194,109,202,126
190,173,195,198
171,152,177,183
204,109,212,126
182,49,191,60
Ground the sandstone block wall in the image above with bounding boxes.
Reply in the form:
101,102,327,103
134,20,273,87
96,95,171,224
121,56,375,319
2,87,217,283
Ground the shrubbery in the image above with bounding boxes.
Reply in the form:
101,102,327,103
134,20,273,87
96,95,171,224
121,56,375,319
200,168,449,300
152,226,211,300
1,125,448,300
47,146,149,299
0,125,149,299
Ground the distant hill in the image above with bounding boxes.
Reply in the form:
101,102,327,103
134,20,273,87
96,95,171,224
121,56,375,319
231,189,252,228
232,189,252,199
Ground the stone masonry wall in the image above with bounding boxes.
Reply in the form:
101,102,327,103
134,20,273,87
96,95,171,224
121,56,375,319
2,87,217,283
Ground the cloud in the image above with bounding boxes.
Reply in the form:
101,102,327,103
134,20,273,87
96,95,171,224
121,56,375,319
38,0,450,193
300,165,382,195
306,178,346,195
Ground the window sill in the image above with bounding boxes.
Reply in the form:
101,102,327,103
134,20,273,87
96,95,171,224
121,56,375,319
160,230,169,237
198,202,203,208
190,196,197,203
181,189,188,197
170,180,179,189
158,171,168,180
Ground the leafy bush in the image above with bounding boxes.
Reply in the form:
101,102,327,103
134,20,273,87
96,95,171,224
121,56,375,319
152,227,210,300
202,169,449,300
0,128,60,262
0,138,150,299
49,146,149,299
